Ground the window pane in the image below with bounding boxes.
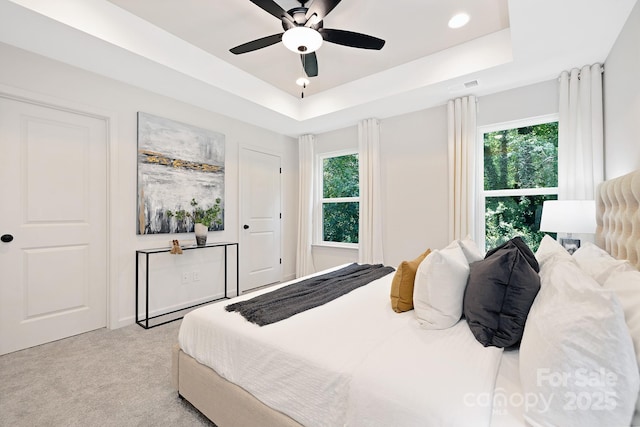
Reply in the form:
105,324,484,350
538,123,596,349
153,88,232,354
484,122,558,190
485,194,557,252
323,202,359,243
323,154,359,198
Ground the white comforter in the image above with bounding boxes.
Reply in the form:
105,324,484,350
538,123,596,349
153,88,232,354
179,266,504,427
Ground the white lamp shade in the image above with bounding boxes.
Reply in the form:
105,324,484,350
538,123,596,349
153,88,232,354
282,27,323,53
539,200,597,234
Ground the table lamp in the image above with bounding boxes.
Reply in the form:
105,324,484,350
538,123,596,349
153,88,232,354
539,200,596,253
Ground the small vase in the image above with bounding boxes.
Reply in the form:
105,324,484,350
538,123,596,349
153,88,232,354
194,223,208,246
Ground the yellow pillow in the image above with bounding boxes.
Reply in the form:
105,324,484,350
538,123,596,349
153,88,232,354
390,249,431,312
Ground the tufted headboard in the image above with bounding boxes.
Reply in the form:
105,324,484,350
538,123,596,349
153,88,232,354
595,169,640,270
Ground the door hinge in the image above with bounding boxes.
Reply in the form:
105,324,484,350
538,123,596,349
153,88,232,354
279,167,282,173
279,213,282,219
280,258,282,264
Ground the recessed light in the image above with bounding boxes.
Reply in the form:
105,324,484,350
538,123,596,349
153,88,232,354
296,77,310,87
448,13,470,29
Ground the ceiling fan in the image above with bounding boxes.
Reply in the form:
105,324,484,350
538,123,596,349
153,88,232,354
229,0,385,78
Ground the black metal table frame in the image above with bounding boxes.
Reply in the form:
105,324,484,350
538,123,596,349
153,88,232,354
135,242,239,329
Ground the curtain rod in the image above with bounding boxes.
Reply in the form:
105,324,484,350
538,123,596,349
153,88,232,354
557,64,604,81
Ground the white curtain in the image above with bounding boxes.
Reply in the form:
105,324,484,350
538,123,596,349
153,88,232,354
558,63,604,200
358,118,384,264
296,134,316,277
447,96,477,242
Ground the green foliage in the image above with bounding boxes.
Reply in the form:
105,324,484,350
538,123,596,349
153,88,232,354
485,195,556,251
323,202,359,243
483,122,558,251
166,198,223,230
484,122,558,190
323,154,359,198
322,154,359,243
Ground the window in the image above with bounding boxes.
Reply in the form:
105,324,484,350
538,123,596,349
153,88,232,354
316,151,359,246
478,116,558,251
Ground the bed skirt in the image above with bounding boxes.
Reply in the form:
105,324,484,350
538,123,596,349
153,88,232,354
171,344,302,427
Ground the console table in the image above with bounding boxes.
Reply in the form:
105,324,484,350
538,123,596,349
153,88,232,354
135,242,239,329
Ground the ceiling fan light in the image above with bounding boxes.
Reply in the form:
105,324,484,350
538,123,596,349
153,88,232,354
282,27,323,54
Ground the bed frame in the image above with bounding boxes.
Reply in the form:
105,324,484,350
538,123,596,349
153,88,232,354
171,345,300,427
171,169,640,427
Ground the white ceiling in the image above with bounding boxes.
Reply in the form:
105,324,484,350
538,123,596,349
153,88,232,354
0,0,637,137
106,0,510,98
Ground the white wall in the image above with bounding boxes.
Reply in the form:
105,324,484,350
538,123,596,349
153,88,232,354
379,107,449,267
604,0,640,179
315,126,359,154
477,79,558,127
0,42,298,328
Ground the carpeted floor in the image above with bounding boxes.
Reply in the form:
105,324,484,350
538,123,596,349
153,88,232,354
0,321,214,426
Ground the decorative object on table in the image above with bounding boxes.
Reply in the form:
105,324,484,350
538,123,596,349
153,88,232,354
539,200,596,254
194,224,207,246
136,112,225,235
170,240,183,255
166,198,222,246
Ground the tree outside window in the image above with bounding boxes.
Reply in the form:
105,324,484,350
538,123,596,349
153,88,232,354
479,118,558,251
318,152,359,245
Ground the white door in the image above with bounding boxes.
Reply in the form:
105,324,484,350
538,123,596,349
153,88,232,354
240,148,281,292
0,97,108,355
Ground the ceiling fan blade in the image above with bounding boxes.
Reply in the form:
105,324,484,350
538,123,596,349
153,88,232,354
320,28,385,50
230,33,283,54
305,0,342,23
249,0,293,21
301,52,318,77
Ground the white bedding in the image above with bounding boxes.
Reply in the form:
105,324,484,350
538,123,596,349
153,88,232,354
179,266,504,427
346,320,503,427
491,350,525,427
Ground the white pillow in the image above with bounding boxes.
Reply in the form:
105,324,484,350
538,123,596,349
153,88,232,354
604,270,640,426
520,260,639,427
534,234,573,268
573,241,635,285
458,235,484,264
413,240,469,330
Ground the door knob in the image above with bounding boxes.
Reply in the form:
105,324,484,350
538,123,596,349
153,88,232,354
243,224,249,230
1,234,13,243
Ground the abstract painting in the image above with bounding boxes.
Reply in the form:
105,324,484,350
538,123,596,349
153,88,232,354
137,112,225,234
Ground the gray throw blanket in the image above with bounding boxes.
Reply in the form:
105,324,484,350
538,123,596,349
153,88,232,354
226,263,395,326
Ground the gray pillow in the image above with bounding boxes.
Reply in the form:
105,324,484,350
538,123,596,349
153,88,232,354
463,237,540,348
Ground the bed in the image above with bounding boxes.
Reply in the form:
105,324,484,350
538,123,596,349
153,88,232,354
171,169,640,427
